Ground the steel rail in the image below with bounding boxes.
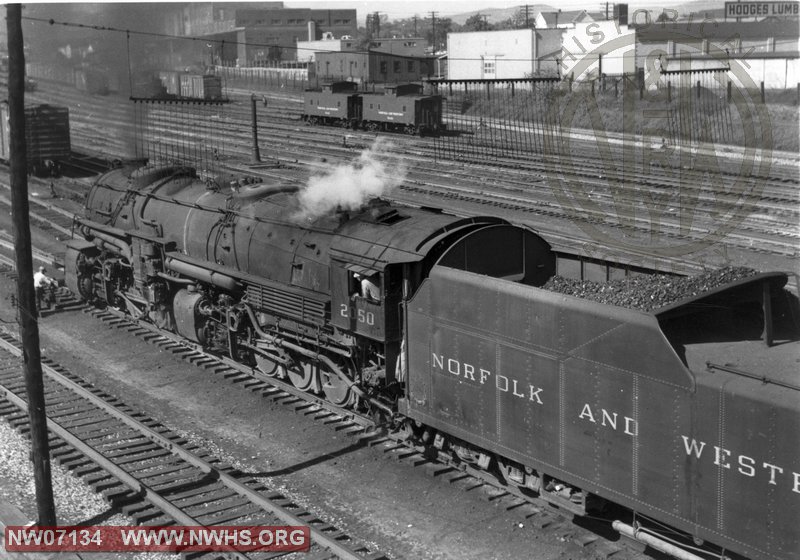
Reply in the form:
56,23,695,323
97,306,378,431
0,330,376,560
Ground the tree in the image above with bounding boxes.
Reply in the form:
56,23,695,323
463,14,491,32
426,17,453,53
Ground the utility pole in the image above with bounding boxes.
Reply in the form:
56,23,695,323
6,3,57,527
413,15,418,36
370,11,381,38
523,4,532,28
429,11,438,53
250,94,261,164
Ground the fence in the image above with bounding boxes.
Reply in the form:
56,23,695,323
428,70,794,163
430,78,562,162
212,64,311,92
131,99,227,179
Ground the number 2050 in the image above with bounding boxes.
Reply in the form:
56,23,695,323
339,304,375,325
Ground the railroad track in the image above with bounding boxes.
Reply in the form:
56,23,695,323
18,78,800,266
0,249,727,560
73,303,641,560
0,323,389,560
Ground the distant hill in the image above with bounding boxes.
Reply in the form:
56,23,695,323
670,0,727,15
447,5,555,26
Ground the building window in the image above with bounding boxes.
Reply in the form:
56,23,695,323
272,19,281,25
404,41,416,47
380,61,387,73
484,61,496,76
407,60,415,72
393,61,401,73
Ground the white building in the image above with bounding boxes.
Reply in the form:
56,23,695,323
296,31,357,63
535,10,596,29
447,29,564,80
559,20,636,79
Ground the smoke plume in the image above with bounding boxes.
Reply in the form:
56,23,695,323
293,138,406,222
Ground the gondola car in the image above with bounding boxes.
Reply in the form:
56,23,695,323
66,163,799,560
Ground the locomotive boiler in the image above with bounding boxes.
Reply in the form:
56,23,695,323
66,163,799,560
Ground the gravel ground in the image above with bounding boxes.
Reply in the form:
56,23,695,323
0,274,605,560
0,420,178,560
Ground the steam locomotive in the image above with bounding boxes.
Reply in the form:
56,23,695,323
66,163,799,560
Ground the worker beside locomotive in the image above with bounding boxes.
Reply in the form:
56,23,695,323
66,163,799,560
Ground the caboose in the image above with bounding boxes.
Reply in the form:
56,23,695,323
302,81,361,127
360,84,442,134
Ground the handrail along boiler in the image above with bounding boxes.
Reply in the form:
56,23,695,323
66,163,799,560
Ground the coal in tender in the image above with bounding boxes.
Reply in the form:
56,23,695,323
542,266,760,312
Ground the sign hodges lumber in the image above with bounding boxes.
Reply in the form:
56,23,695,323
725,1,799,17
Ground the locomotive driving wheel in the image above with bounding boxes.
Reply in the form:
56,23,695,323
254,354,281,377
286,356,320,393
320,359,357,408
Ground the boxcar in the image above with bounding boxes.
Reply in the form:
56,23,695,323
0,101,71,176
179,74,223,100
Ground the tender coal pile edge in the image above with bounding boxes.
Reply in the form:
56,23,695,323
542,267,760,312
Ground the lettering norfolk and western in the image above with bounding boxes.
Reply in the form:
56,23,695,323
430,352,800,494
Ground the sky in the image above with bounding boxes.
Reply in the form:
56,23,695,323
286,0,682,22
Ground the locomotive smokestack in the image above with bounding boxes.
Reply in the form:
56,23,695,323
293,138,406,222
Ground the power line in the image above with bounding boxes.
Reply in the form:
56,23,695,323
19,14,656,65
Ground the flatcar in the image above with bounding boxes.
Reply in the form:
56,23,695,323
0,101,71,176
66,163,799,560
302,81,442,135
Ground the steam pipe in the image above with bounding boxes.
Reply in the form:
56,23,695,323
164,257,239,292
612,521,706,560
242,306,393,415
233,184,299,200
156,272,195,285
81,225,133,262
